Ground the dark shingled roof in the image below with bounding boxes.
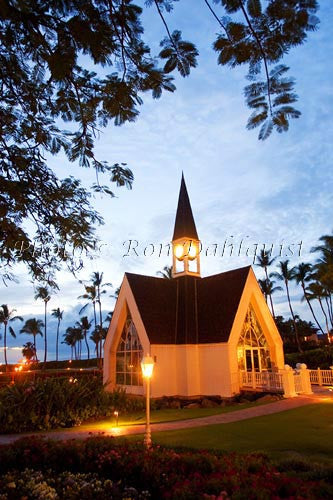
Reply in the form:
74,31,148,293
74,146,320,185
125,266,251,344
172,174,199,241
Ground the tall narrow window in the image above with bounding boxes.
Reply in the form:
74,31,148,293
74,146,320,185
116,317,143,386
237,305,271,372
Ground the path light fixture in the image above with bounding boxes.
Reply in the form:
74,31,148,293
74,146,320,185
141,354,155,449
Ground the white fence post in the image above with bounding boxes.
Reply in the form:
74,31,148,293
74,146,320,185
299,363,313,394
282,364,297,398
317,367,323,386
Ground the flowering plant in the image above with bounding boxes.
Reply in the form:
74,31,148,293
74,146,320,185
0,437,332,499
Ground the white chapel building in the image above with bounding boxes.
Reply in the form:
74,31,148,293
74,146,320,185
103,175,285,398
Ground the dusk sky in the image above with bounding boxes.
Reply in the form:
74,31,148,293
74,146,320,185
1,1,332,363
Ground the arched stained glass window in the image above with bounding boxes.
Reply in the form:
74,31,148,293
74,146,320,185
237,305,271,372
116,317,143,386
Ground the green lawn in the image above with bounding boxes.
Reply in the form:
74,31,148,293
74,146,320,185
77,401,268,432
126,403,333,465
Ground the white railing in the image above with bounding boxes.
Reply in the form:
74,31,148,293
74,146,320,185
309,369,333,386
294,373,303,393
240,370,283,392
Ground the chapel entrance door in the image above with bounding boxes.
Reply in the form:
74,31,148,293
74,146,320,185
245,348,260,372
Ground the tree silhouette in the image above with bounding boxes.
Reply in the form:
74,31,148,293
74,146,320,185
256,249,277,317
258,277,281,318
0,305,23,371
293,263,324,335
34,287,51,368
271,260,302,352
22,342,36,363
157,265,173,279
63,326,83,360
0,0,319,285
20,318,44,361
51,308,64,362
75,316,92,360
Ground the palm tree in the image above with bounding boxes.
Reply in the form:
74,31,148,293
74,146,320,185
258,277,282,318
90,326,108,363
79,284,97,329
0,305,23,371
271,260,302,352
104,311,113,325
293,263,324,335
79,272,112,364
20,318,44,361
51,308,64,362
34,286,50,368
306,282,331,338
22,342,36,362
314,260,333,328
75,316,91,359
92,272,112,361
311,232,333,328
111,286,121,300
63,326,82,360
256,249,276,319
62,329,75,360
90,328,100,360
156,265,173,279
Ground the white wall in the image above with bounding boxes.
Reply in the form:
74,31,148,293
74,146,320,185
151,343,234,397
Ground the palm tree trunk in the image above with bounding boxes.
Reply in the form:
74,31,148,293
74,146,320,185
265,267,276,319
328,295,333,329
33,333,37,361
303,285,325,335
285,280,302,352
98,298,103,363
43,301,47,369
318,297,330,335
84,331,90,359
325,296,333,328
4,322,8,372
56,320,60,362
93,302,97,329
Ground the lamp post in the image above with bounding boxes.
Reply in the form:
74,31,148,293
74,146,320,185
141,354,154,449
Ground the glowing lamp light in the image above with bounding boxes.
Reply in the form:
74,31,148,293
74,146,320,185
174,244,184,260
141,354,155,449
141,355,154,379
187,243,197,260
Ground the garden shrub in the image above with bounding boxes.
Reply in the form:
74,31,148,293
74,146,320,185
0,468,151,499
285,346,333,369
0,437,332,499
0,377,144,433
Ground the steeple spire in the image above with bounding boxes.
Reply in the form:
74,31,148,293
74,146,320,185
172,174,201,278
172,173,198,241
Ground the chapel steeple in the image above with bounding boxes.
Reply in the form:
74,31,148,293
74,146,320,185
172,174,201,278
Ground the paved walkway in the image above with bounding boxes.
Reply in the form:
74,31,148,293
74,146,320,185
1,388,330,446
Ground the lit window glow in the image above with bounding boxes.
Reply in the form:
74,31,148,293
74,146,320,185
237,305,271,372
116,317,143,386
